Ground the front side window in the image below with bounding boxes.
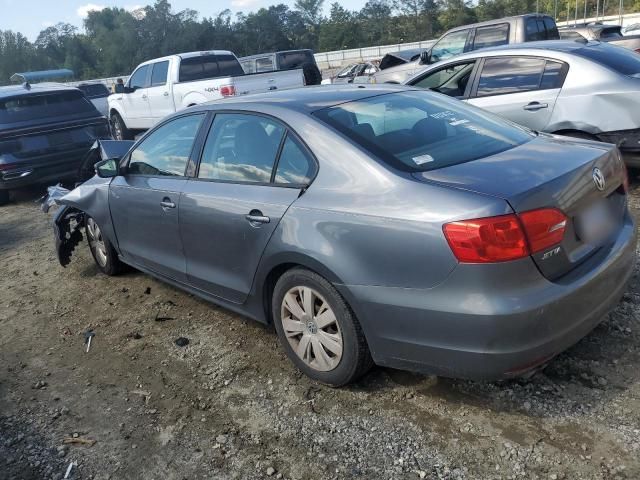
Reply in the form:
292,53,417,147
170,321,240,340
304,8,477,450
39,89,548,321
128,114,205,176
198,113,285,183
476,57,547,97
129,65,149,90
473,24,509,50
430,30,469,63
412,61,475,98
151,61,169,86
314,91,531,172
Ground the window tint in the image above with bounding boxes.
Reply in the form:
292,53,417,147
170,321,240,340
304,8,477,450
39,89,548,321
277,51,314,69
179,54,244,82
129,65,149,89
540,60,565,89
199,114,285,183
476,57,546,97
525,18,544,41
573,43,640,75
274,135,315,184
411,62,475,98
77,83,109,98
543,17,560,39
0,90,97,124
151,61,169,86
128,114,204,176
430,30,469,63
256,57,274,72
473,24,509,50
314,91,531,172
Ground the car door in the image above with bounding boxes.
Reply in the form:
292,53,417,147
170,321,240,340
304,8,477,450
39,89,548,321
122,64,151,128
408,60,479,99
467,56,566,132
109,113,207,282
147,60,174,123
180,112,317,303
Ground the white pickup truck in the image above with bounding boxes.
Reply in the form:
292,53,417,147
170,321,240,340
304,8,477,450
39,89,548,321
108,50,304,140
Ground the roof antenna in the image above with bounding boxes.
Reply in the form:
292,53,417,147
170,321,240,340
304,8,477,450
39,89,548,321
23,81,31,90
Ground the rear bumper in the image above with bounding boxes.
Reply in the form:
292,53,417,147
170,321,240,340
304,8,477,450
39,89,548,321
597,129,640,167
338,211,637,380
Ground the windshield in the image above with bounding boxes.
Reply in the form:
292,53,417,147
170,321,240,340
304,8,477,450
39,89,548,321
314,91,532,172
0,90,97,124
573,43,640,75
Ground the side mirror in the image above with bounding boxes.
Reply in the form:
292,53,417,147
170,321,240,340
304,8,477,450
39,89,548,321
114,83,126,94
95,158,119,178
420,50,431,65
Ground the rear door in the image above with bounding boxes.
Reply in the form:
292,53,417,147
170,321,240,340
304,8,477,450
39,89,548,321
146,60,174,122
122,64,151,128
109,113,206,281
467,56,567,131
180,112,317,303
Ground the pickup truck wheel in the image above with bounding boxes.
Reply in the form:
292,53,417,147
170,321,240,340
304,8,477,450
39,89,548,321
0,190,10,206
272,268,374,386
86,216,122,276
110,112,132,141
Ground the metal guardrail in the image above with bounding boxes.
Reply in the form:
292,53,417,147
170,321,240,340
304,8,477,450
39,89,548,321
314,40,436,70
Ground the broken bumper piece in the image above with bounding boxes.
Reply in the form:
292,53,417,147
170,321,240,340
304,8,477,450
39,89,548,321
53,206,84,267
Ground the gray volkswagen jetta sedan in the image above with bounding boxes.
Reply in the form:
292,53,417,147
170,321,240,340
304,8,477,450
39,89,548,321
52,85,636,386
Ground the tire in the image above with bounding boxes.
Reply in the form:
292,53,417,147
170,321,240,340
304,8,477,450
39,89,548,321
272,268,373,386
85,216,122,276
110,112,133,141
0,190,10,206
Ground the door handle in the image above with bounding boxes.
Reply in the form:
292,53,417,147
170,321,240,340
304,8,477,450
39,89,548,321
142,94,148,100
163,92,169,97
245,210,270,225
268,86,278,91
160,197,176,209
523,102,548,111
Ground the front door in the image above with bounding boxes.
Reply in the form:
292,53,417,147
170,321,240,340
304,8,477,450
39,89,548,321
180,112,317,303
467,56,565,132
109,113,207,281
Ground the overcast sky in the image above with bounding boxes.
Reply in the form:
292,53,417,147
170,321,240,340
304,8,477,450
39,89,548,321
0,0,367,41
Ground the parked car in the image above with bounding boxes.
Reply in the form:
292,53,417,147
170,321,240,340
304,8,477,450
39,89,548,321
559,23,640,53
239,49,323,85
0,83,110,205
77,82,110,116
108,50,305,140
405,41,640,167
373,13,559,84
623,23,640,36
322,62,379,84
51,85,635,385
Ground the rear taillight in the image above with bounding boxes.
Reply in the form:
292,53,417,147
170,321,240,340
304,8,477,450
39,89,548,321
519,208,567,254
443,214,529,263
219,85,236,97
443,208,567,263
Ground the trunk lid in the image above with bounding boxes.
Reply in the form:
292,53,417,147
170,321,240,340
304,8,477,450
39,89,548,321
415,135,628,280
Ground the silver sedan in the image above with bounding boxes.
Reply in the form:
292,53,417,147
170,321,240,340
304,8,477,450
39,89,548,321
404,41,640,166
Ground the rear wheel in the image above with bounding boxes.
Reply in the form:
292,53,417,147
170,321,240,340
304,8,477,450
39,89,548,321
110,112,132,141
0,190,9,206
86,216,122,276
272,268,373,386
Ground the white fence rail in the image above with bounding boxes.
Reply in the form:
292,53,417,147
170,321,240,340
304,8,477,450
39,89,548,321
314,40,436,70
556,11,640,27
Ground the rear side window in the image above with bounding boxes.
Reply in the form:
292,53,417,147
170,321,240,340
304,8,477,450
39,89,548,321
473,24,509,50
277,51,314,70
0,90,97,124
128,114,205,176
573,43,640,75
129,65,149,89
476,57,546,97
151,61,169,86
274,135,315,185
256,57,274,72
314,91,531,172
543,17,560,39
179,54,244,82
539,61,565,89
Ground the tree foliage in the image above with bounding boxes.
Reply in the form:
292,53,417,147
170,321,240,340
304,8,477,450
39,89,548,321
0,0,636,84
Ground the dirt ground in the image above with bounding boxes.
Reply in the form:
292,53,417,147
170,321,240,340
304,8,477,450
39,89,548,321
1,177,639,480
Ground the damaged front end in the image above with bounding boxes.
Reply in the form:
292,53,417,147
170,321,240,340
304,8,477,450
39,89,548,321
53,205,85,267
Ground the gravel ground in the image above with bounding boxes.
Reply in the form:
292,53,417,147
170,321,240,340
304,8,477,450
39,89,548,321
1,177,639,480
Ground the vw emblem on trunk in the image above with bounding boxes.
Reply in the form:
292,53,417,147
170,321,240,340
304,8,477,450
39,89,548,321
592,167,606,191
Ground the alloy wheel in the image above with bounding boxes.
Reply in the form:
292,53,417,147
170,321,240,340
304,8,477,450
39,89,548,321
86,218,108,267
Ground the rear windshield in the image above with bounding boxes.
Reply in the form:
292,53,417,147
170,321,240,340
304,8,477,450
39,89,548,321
0,90,97,124
277,51,314,70
573,43,640,75
314,91,531,172
179,54,244,82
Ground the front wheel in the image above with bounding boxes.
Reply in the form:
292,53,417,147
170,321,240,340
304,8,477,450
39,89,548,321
272,268,373,386
110,112,132,141
86,216,122,276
